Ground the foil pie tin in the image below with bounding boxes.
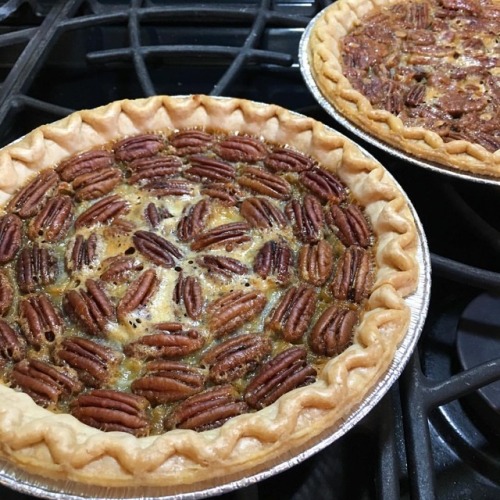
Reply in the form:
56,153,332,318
0,103,431,500
299,11,500,187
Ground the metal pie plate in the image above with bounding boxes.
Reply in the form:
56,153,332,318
0,105,431,500
299,11,500,187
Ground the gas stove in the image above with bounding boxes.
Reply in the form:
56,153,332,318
0,2,499,499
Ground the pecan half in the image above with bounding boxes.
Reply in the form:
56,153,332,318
177,199,211,242
66,234,98,273
17,244,57,294
331,247,372,303
75,194,129,229
254,240,292,284
214,135,268,162
298,240,333,286
145,179,194,197
309,306,358,357
131,360,205,405
266,285,316,343
264,147,315,173
300,169,346,204
103,217,136,238
57,150,114,181
55,337,122,387
100,255,143,284
207,290,267,337
285,194,324,243
0,319,26,365
133,231,182,268
325,204,371,248
197,255,248,279
0,271,13,316
244,347,316,409
184,155,236,183
144,202,172,229
11,359,82,407
114,134,164,162
124,322,204,359
27,195,73,242
168,385,248,432
0,214,22,264
127,156,182,186
117,269,159,322
71,389,150,436
191,222,251,252
200,182,243,206
169,129,213,155
18,294,63,348
173,273,203,320
237,166,291,199
6,169,59,219
240,197,286,229
72,167,122,201
201,333,272,384
64,279,115,336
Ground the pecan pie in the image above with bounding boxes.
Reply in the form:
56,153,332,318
309,0,500,177
0,95,418,490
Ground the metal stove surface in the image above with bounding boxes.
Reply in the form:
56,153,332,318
0,1,499,499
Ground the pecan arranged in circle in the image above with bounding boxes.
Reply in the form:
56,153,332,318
309,306,358,357
127,156,182,186
0,214,22,264
169,129,213,155
57,150,114,181
173,273,203,320
331,246,372,303
237,166,291,200
133,230,183,268
100,255,144,284
124,322,204,360
201,333,272,384
0,271,13,316
114,133,164,162
17,244,58,294
131,360,205,405
191,222,251,252
325,204,371,248
214,135,268,162
197,255,248,279
177,199,211,242
300,169,347,204
144,202,172,229
285,194,324,243
254,240,292,284
64,279,115,336
66,233,98,273
27,195,73,242
75,194,129,229
184,155,236,183
200,182,243,206
18,294,63,347
240,197,286,229
264,147,315,173
117,269,159,322
168,384,248,432
55,337,122,388
244,347,316,410
146,178,194,197
0,319,26,365
72,167,122,201
266,285,316,343
11,359,82,407
6,169,59,219
207,290,267,337
71,389,150,436
298,240,333,286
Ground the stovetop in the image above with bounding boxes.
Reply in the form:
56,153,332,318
0,2,499,499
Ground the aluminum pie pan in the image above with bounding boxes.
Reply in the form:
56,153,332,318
299,11,500,187
0,113,431,500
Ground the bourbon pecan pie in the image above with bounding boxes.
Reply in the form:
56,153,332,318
0,95,418,489
309,0,500,177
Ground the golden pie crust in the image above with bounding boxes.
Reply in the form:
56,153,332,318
0,95,418,489
309,0,500,178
